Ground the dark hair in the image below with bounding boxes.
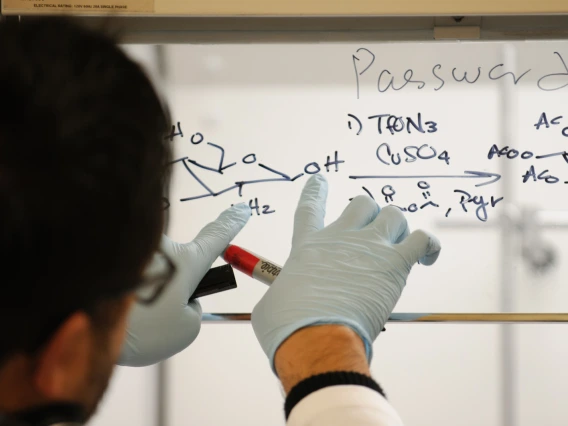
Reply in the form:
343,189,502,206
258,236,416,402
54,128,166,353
0,18,171,359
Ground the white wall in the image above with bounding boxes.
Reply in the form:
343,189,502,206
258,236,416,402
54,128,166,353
89,366,158,426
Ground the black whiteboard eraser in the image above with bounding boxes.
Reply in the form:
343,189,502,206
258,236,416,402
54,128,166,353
189,264,237,301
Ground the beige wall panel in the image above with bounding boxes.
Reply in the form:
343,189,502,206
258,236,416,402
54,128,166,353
4,0,568,16
155,0,568,16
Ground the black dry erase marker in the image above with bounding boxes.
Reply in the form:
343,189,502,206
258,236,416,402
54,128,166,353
189,264,238,301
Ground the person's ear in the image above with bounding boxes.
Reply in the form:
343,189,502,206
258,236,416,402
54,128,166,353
33,312,93,401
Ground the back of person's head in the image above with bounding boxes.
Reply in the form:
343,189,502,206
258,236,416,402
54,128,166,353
0,18,171,363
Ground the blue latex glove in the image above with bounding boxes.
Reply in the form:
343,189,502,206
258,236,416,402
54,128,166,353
119,203,251,367
252,174,441,368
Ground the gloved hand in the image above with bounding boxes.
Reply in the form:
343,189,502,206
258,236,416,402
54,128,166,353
252,174,441,369
119,203,251,367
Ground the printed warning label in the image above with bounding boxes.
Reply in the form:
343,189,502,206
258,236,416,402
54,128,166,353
3,0,154,13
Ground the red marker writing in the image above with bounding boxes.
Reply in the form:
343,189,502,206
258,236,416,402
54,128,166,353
223,245,282,285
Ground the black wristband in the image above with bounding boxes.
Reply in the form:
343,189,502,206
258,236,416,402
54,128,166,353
284,371,385,419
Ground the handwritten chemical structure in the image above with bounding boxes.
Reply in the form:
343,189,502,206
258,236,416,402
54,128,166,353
167,103,568,224
348,182,504,223
169,125,343,202
165,115,507,223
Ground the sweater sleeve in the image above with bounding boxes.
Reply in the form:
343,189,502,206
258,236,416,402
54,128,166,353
287,385,404,426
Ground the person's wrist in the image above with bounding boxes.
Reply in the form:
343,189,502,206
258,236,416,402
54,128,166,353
274,324,370,394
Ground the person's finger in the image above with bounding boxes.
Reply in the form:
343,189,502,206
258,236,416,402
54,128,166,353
189,203,251,272
292,174,328,247
396,229,441,266
328,195,379,231
366,205,409,244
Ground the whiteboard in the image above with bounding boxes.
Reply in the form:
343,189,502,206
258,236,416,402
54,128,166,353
122,40,568,426
163,40,568,315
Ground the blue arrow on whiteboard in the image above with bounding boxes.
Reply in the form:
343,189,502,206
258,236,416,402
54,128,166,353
348,170,502,187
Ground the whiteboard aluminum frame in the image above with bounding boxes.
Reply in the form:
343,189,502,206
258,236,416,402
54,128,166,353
52,16,568,42
88,15,568,327
0,15,563,326
2,15,568,42
202,313,568,323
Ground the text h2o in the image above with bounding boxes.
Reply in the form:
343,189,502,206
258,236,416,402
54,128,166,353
232,198,275,216
249,198,275,216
